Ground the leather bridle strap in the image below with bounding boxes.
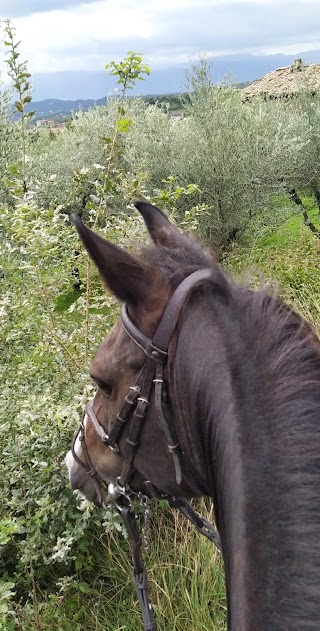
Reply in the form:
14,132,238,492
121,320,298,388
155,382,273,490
118,357,157,488
71,415,104,504
121,306,168,365
152,268,213,352
153,362,182,484
121,268,213,357
114,497,157,631
119,268,214,494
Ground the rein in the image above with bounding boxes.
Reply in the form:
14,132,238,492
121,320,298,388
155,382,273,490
72,268,221,630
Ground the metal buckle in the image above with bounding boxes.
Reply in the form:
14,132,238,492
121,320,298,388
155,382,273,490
129,385,141,393
103,478,132,507
137,397,149,406
109,442,120,454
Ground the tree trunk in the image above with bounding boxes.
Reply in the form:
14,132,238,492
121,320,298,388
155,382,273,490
72,249,82,291
312,185,320,213
281,179,320,237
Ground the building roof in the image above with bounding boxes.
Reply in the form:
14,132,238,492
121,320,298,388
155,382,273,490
243,59,320,100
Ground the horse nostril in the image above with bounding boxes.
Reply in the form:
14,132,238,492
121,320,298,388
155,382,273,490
68,468,80,491
68,473,75,490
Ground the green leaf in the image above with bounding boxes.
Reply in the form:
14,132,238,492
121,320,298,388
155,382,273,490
75,556,83,571
79,581,91,594
7,164,20,175
116,118,133,133
102,136,112,144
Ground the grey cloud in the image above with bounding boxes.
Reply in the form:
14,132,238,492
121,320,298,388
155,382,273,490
2,0,320,80
0,0,98,19
55,2,320,65
149,3,320,54
32,0,320,77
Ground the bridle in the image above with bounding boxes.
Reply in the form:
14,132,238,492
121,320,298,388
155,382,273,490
71,268,221,630
72,267,216,500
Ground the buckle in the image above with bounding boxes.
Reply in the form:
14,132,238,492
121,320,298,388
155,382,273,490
137,397,149,406
109,442,120,454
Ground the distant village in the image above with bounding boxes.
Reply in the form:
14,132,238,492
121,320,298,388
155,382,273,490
34,108,184,133
35,119,67,133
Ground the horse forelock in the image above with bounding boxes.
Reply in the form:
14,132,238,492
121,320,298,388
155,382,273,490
140,230,226,289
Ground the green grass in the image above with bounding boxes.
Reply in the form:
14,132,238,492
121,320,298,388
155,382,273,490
224,197,320,332
54,288,84,312
11,502,225,631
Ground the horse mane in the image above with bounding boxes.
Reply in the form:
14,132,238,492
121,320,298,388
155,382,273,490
141,230,320,627
140,231,224,287
232,286,320,626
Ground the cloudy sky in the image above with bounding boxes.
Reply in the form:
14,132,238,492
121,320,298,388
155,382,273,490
1,0,320,78
0,0,320,87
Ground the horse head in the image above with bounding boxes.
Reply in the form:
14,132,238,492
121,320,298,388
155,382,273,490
66,202,216,504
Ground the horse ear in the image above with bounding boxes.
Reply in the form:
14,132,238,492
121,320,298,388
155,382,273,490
134,201,180,246
70,214,153,305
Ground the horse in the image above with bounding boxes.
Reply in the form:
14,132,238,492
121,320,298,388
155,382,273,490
66,201,320,631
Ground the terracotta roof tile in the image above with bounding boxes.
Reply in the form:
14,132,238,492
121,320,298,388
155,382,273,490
243,59,320,99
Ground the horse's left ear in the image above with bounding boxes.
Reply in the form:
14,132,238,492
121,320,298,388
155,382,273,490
70,214,158,306
134,201,180,246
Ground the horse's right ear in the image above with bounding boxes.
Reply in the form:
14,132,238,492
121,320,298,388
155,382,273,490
70,214,155,306
134,201,181,246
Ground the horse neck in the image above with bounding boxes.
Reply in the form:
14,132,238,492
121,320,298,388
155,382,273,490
171,290,320,631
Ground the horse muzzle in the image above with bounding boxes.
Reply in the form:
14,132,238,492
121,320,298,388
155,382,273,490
65,449,103,506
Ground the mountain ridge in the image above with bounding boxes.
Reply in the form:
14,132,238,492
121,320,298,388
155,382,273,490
17,50,320,118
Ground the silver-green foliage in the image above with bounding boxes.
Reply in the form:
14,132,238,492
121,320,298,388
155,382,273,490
0,45,153,627
288,92,320,194
0,200,120,603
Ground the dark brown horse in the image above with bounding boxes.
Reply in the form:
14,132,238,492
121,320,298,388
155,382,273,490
66,202,320,631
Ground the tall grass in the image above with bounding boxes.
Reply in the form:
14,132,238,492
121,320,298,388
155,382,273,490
224,199,320,331
13,502,225,631
90,501,226,631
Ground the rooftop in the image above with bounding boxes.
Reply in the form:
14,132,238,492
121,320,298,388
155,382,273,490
243,59,320,100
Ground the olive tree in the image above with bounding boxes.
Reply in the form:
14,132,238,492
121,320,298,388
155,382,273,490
289,92,320,209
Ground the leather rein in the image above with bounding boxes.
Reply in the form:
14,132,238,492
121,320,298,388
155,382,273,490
71,268,221,630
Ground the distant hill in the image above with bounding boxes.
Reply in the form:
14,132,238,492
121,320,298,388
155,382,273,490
27,97,108,120
16,50,320,120
26,50,320,101
26,85,250,121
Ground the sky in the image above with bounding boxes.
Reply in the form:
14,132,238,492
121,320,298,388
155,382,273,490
1,0,320,78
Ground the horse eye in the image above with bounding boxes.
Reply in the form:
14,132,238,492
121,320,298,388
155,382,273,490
101,383,112,397
91,376,112,397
